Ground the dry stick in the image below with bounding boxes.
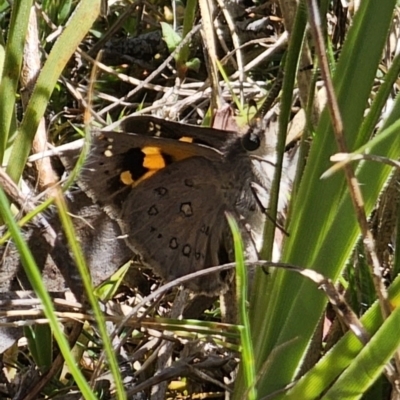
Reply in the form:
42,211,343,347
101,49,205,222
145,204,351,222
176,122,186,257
215,0,245,99
229,31,288,81
0,260,368,351
27,139,84,163
214,4,238,71
223,37,284,68
103,260,368,353
78,49,187,96
328,152,400,173
306,0,399,383
199,0,221,111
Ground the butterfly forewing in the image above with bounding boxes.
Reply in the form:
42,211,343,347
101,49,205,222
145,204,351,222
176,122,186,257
120,116,237,150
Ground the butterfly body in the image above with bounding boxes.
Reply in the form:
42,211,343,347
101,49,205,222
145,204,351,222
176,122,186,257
79,116,278,294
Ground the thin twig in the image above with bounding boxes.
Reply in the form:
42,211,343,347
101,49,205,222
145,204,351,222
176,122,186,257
229,31,288,80
324,152,400,179
215,0,245,103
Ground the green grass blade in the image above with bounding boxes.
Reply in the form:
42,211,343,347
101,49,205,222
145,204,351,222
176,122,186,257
0,0,33,161
6,0,100,183
24,325,53,372
176,0,197,67
358,48,400,143
226,213,256,400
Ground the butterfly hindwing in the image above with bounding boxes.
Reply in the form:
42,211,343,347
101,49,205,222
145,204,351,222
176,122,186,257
118,156,232,293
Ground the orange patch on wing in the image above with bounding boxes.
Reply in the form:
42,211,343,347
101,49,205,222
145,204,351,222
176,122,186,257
120,141,197,188
120,170,134,185
142,146,162,155
120,169,158,187
132,170,158,187
119,146,165,187
142,147,166,170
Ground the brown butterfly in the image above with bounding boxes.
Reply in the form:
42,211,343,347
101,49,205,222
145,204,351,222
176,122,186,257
71,115,280,294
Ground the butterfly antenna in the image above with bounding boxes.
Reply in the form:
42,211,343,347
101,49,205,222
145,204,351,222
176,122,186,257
250,184,290,237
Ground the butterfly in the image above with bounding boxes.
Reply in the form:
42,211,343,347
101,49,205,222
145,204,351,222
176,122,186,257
71,115,280,294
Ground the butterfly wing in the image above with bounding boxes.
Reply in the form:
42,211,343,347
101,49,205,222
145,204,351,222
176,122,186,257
118,156,231,294
79,129,222,221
